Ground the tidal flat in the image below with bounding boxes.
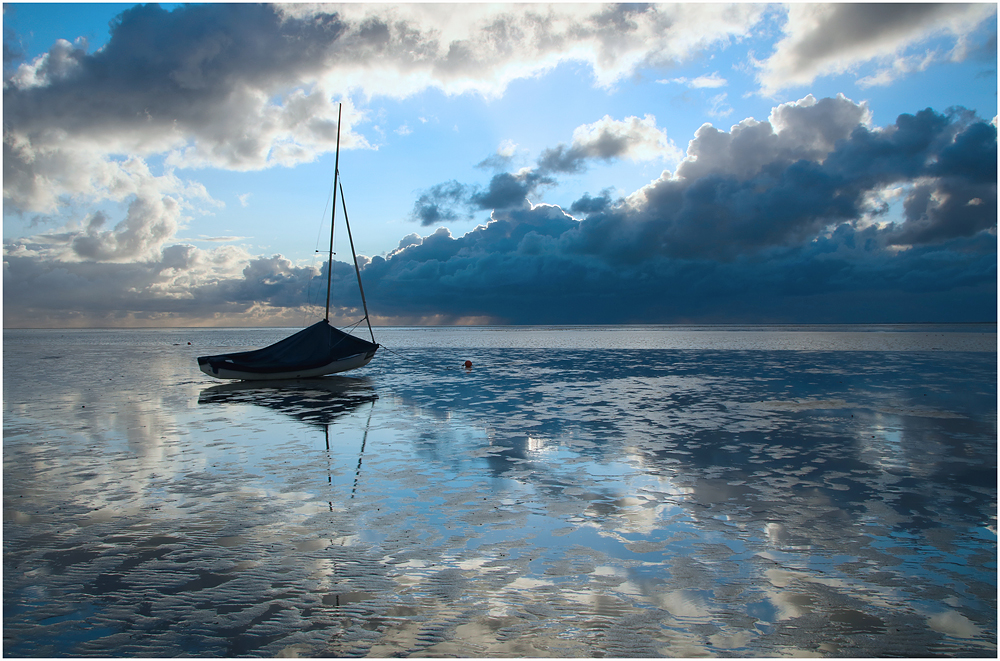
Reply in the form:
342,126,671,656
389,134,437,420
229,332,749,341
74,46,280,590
3,325,996,657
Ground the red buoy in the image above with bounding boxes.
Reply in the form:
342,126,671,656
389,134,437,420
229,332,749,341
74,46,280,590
464,360,472,369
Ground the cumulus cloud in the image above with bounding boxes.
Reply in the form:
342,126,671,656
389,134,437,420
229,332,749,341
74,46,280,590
756,3,997,94
16,94,991,326
4,157,219,263
4,241,244,326
2,0,995,327
595,97,995,262
538,114,681,173
410,170,556,226
4,3,991,220
279,3,766,95
412,113,678,226
476,140,520,171
3,2,764,218
2,239,374,327
365,97,995,322
674,94,872,183
1,3,768,317
4,5,373,176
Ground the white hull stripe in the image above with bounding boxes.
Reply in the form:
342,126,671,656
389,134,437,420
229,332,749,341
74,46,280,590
199,351,376,381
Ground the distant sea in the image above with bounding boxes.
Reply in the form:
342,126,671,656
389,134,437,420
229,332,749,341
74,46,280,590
4,324,996,657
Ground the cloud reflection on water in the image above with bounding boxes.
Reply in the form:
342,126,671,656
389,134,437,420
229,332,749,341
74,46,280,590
3,328,996,656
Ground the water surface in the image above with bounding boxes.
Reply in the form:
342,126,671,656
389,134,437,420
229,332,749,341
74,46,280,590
4,325,996,656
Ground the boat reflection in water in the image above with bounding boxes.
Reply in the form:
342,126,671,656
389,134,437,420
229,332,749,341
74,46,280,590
198,376,378,497
198,376,377,429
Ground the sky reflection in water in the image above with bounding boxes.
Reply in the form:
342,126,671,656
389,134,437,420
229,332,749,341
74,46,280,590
3,326,996,657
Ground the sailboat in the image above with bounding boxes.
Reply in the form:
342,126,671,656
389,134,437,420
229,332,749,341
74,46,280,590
197,104,379,381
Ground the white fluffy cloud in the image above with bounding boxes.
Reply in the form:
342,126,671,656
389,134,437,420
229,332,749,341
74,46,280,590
3,3,763,217
664,72,729,89
281,3,765,95
671,94,871,183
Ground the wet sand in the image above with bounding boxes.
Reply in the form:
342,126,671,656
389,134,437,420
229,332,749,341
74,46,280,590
3,326,996,656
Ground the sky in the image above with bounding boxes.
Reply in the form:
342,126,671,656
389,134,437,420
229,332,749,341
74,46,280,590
3,2,997,327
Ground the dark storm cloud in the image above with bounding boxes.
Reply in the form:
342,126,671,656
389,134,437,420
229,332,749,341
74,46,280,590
359,209,995,324
412,113,675,227
5,98,995,326
411,171,555,226
3,4,352,177
538,139,625,174
8,3,343,118
826,108,997,246
470,171,555,209
411,181,474,226
569,192,615,215
558,104,997,265
356,215,994,324
537,114,679,174
373,101,996,322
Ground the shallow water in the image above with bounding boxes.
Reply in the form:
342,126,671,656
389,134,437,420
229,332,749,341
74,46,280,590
4,325,997,657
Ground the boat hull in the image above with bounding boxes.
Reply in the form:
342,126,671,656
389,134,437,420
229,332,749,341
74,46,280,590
199,349,377,381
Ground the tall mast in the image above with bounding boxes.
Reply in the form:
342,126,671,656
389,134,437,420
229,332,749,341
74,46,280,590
324,103,342,322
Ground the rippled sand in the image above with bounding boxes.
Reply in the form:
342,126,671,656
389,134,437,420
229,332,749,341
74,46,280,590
4,327,996,656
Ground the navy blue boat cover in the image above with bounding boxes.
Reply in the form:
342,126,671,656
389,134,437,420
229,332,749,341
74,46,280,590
198,320,378,375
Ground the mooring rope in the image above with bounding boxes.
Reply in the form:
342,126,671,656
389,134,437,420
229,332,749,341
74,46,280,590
376,343,465,373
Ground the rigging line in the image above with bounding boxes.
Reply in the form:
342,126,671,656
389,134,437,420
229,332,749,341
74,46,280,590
341,317,365,332
308,178,336,319
315,180,335,252
337,177,376,344
300,179,336,329
323,317,367,352
377,344,460,372
350,398,376,499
